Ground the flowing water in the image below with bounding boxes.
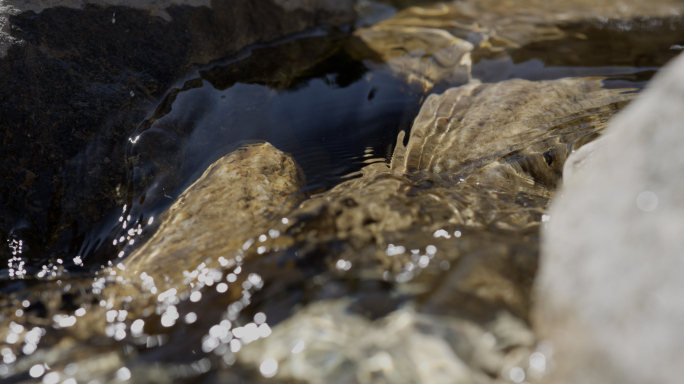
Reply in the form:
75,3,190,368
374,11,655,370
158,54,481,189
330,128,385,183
1,1,683,383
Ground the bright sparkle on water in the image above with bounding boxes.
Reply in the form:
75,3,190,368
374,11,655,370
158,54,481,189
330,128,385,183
116,367,131,381
184,312,198,324
260,358,278,378
42,371,60,384
508,367,525,383
529,352,547,373
385,244,406,256
336,259,352,270
254,312,267,325
131,319,145,335
29,364,45,378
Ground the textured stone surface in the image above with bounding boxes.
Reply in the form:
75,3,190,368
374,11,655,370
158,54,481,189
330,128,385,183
0,0,354,269
346,23,473,90
536,52,684,384
359,0,684,68
391,78,634,194
122,142,305,291
377,0,684,44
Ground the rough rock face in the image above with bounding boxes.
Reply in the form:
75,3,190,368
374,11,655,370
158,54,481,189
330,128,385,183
536,52,684,384
0,0,354,270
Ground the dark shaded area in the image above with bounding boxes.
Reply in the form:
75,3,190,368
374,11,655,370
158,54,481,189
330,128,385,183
0,1,353,275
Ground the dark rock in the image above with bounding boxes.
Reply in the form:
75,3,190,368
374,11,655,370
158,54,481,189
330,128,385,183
0,0,354,270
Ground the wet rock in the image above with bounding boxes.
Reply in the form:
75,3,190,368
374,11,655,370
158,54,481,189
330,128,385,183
391,77,634,195
0,142,305,381
353,0,684,69
122,142,305,293
269,163,545,320
0,0,354,269
239,299,535,384
346,23,474,90
536,52,684,383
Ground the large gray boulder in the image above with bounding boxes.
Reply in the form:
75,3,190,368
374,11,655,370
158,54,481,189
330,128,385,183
535,52,684,383
0,0,353,269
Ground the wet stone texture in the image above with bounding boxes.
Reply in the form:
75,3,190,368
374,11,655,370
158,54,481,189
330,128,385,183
0,0,354,271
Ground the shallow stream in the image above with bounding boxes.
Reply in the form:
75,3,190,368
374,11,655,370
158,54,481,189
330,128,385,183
1,1,683,383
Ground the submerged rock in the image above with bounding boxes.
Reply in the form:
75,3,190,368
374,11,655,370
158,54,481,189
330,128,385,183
535,53,684,384
372,0,684,49
239,299,535,384
348,0,684,80
346,23,474,90
223,77,635,383
391,77,634,195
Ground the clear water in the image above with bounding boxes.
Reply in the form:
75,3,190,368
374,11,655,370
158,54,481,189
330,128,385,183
1,3,683,383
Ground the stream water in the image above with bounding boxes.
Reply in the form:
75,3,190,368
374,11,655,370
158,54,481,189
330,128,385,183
1,1,683,383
